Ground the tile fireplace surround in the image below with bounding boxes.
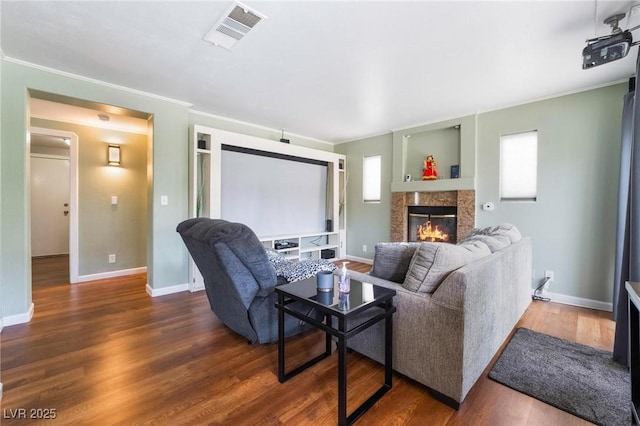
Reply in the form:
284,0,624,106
391,190,475,243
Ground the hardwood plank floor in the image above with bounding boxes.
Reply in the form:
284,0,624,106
1,258,615,425
31,255,70,288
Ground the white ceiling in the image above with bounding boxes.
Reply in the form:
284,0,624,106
2,1,639,143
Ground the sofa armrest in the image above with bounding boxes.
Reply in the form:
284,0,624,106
429,237,532,399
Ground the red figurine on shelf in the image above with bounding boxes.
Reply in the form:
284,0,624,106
422,155,438,180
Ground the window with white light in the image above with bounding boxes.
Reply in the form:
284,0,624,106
363,155,381,203
500,131,538,202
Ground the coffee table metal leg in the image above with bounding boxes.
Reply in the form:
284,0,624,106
338,317,347,426
385,300,393,387
325,314,332,355
278,294,285,383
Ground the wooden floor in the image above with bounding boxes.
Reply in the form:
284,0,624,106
0,258,615,425
31,255,70,288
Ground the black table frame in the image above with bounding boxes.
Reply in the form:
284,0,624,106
275,285,396,426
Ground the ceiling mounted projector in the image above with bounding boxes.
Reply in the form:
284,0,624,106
583,13,637,70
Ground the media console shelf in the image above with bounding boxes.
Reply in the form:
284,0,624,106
260,232,340,261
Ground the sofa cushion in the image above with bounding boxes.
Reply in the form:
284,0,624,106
491,223,522,243
465,234,511,252
370,242,421,283
402,240,491,293
459,226,493,242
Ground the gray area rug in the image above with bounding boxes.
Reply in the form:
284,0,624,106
488,327,630,426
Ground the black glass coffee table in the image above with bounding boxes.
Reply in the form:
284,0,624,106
275,275,396,426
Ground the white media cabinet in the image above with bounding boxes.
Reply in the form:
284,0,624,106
260,231,340,261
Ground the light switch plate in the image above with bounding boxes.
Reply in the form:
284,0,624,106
161,195,168,205
111,196,118,205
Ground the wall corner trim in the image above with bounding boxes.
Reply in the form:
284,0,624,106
3,303,35,327
146,283,190,297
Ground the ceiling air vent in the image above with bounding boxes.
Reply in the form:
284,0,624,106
203,1,267,50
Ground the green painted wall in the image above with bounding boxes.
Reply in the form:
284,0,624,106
476,83,626,303
341,83,627,304
335,133,392,259
31,118,147,276
1,59,189,318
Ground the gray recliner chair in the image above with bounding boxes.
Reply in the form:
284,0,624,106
176,217,316,344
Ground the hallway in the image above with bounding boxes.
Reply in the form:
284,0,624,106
31,254,69,288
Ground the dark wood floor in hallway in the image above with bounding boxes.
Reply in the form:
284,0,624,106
1,257,614,425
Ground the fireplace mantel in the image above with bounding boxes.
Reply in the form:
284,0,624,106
390,177,475,193
391,190,475,242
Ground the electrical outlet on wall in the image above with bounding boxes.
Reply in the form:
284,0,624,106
543,270,554,293
109,254,116,263
362,244,367,252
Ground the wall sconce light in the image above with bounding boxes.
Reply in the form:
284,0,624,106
108,145,121,166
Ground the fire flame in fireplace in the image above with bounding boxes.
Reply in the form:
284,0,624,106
417,221,450,242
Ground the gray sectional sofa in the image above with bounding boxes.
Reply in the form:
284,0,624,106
346,224,532,408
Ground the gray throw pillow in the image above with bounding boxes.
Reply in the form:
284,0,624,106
403,240,491,293
370,242,421,283
491,223,522,243
466,234,511,252
459,226,493,243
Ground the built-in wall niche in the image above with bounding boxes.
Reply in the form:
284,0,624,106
405,126,460,181
391,115,476,193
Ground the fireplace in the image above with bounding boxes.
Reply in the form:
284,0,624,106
391,190,473,243
408,206,457,243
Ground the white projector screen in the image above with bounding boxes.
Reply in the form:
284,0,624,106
221,146,328,237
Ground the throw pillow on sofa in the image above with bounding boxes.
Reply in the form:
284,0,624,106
464,234,511,252
402,240,491,293
459,226,493,242
490,223,522,243
370,242,421,283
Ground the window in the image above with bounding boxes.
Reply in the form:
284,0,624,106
363,155,381,203
500,131,538,202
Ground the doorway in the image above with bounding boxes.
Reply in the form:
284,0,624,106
28,93,151,288
30,129,79,284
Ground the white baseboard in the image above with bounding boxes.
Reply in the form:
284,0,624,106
3,303,35,327
539,290,613,312
77,266,147,283
190,284,205,293
346,255,373,265
146,282,190,297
